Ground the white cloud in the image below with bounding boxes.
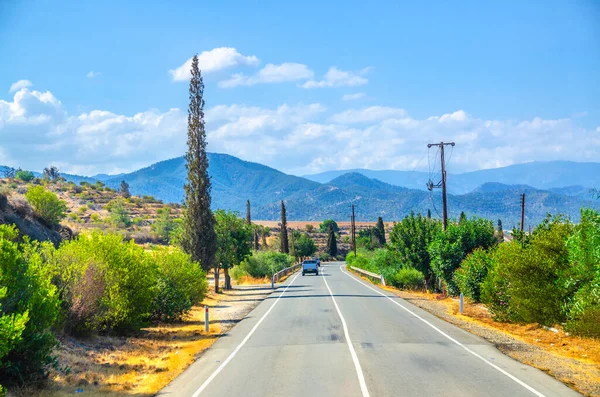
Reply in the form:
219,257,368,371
301,67,371,88
330,106,406,123
169,47,260,81
9,80,32,93
86,71,100,78
1,84,598,177
219,63,313,88
342,93,366,101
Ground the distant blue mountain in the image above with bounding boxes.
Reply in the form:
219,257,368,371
304,161,600,195
3,157,599,224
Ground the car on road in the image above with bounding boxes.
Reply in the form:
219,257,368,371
302,260,319,276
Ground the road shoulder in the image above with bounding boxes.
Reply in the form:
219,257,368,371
348,267,600,397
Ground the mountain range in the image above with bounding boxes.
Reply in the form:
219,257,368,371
3,155,599,226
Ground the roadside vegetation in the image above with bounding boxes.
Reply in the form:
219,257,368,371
347,210,600,339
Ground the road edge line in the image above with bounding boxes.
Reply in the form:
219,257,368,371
322,266,371,397
190,271,301,397
341,264,547,397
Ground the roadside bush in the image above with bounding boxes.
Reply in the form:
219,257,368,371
0,225,60,386
319,253,332,262
25,186,67,225
241,251,295,278
564,208,600,337
388,268,424,290
428,217,496,295
51,232,158,335
15,170,34,182
454,248,494,302
151,248,207,322
482,216,573,325
388,212,441,288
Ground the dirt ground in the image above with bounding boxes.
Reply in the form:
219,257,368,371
13,286,273,397
347,270,600,397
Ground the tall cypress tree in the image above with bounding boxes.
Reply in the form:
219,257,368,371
376,216,386,244
246,199,251,225
427,209,431,219
326,224,337,257
497,219,504,242
181,54,218,290
280,200,289,254
459,211,467,224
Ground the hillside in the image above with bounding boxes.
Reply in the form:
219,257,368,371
3,156,599,225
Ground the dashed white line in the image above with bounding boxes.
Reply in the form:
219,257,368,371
340,264,547,397
322,266,371,397
190,272,301,397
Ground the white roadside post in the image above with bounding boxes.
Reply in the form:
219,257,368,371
380,274,386,286
459,293,464,314
271,274,275,289
204,305,209,333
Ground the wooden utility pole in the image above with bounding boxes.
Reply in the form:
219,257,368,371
427,142,455,230
521,193,526,233
351,204,357,256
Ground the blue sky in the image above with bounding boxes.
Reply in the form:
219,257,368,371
0,0,599,176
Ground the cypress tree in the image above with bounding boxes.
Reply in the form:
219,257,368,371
427,209,431,219
326,224,337,257
246,199,251,225
497,219,504,242
181,54,218,290
120,180,131,198
459,211,467,224
376,216,386,244
280,201,289,254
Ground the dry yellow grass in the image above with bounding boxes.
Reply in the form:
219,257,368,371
20,295,224,397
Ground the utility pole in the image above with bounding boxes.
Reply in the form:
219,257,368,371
521,193,526,233
427,142,455,230
351,204,356,256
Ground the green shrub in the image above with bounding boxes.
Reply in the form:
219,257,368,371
51,232,157,335
241,251,295,278
428,217,496,295
25,186,67,225
389,268,424,290
319,253,332,262
15,170,34,182
564,208,600,337
454,248,494,302
482,216,573,325
106,198,131,228
152,207,177,242
294,233,317,257
151,248,207,322
389,212,442,287
230,265,247,282
0,225,60,386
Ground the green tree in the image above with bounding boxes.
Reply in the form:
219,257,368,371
376,216,386,245
280,201,289,254
319,219,339,233
295,233,317,257
326,224,338,257
497,219,504,242
459,211,467,224
25,186,67,225
106,198,131,227
180,54,218,287
120,180,131,198
15,170,34,182
429,217,497,295
152,206,177,242
214,210,252,290
427,209,431,219
388,212,441,288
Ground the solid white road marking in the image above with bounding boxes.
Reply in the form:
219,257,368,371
322,266,371,397
340,265,547,397
190,272,301,397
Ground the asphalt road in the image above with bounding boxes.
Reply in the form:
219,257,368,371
158,262,580,397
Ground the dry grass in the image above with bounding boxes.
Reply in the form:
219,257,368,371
18,295,224,397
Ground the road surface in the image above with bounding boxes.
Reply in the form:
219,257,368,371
158,262,579,397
